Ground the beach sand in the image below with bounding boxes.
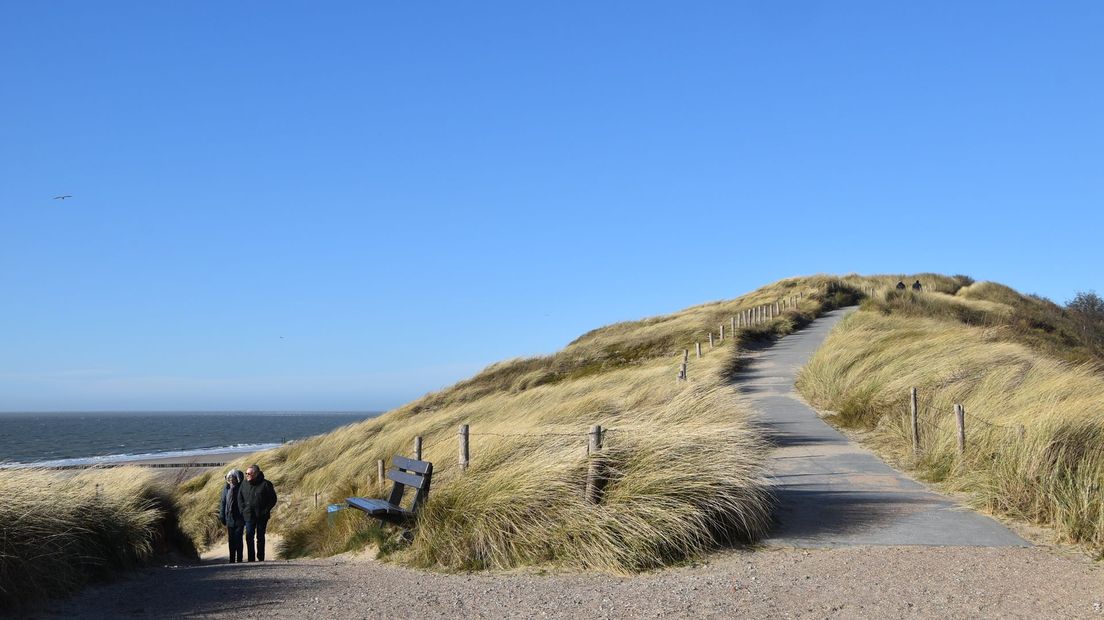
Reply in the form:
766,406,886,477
98,450,266,484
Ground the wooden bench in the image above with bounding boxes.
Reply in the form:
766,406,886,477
346,455,433,526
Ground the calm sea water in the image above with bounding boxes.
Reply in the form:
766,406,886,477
0,411,379,466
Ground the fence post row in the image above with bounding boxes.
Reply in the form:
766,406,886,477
459,424,470,471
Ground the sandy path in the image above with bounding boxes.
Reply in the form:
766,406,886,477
32,546,1103,619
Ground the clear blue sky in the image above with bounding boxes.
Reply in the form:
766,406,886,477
3,2,1102,411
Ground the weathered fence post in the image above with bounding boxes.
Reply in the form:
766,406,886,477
696,342,702,358
708,332,714,348
719,324,724,341
459,424,470,471
414,435,423,460
586,424,605,503
314,492,320,508
683,348,689,364
731,316,736,334
910,388,920,453
955,404,966,455
678,361,687,381
377,459,385,489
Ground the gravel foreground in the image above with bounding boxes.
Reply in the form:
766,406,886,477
31,545,1103,619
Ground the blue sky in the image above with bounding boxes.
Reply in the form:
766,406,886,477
2,2,1102,411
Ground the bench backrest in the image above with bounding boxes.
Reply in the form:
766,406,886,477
386,455,433,514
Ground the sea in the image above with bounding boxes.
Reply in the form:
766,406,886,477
0,411,380,467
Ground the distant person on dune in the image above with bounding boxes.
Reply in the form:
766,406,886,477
896,280,906,290
912,279,922,291
218,469,245,563
239,464,278,562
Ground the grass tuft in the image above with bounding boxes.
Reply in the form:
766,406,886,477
0,467,197,610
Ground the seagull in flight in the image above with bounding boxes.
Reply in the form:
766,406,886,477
53,195,72,200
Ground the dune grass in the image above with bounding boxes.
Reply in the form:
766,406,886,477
0,467,197,609
797,285,1104,556
176,273,879,572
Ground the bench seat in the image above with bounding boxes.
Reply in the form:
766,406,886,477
346,455,432,527
346,496,413,522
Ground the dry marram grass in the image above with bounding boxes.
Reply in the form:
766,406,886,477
0,467,195,609
176,274,872,571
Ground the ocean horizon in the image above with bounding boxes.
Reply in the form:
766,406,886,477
0,410,381,466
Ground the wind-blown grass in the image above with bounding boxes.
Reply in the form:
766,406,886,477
797,286,1104,556
0,467,197,610
176,274,881,572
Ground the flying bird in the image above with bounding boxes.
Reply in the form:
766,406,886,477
53,195,72,200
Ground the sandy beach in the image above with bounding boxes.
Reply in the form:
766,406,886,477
37,449,272,483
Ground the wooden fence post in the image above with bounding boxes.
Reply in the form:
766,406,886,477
731,316,736,334
696,342,702,358
683,349,689,363
910,388,919,453
414,435,423,460
678,362,687,381
719,324,724,341
708,332,714,348
314,492,319,508
377,459,385,489
459,424,470,471
586,425,605,503
955,404,966,455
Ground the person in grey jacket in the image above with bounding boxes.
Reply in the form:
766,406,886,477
238,464,278,562
218,469,245,563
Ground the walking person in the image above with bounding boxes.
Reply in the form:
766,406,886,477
218,469,245,563
239,464,278,562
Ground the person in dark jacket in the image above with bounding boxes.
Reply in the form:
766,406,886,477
239,464,278,562
912,279,922,291
218,469,245,563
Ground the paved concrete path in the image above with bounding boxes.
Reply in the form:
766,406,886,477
737,307,1027,548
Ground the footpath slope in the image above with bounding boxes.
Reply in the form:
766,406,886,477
35,310,1103,619
741,307,1025,547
